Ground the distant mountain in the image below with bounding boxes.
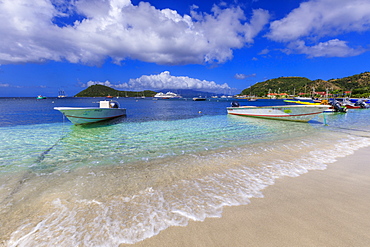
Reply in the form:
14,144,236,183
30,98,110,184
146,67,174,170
241,72,370,98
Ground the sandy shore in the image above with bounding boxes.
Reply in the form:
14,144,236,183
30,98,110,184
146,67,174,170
122,146,370,247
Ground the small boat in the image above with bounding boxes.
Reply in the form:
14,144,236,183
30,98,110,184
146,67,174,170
36,95,47,100
54,100,126,125
293,96,312,100
193,96,206,101
285,99,347,113
227,102,331,122
338,98,360,109
339,98,370,109
354,99,370,108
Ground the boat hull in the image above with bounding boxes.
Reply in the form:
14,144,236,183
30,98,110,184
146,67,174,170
227,105,331,122
193,98,206,101
344,104,361,109
54,107,126,125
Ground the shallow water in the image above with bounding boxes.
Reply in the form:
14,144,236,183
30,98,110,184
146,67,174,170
1,97,370,246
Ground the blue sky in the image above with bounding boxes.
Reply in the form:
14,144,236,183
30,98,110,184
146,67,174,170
1,0,370,97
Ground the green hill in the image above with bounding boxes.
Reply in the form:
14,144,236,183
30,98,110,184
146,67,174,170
75,85,157,97
328,72,370,97
241,72,370,98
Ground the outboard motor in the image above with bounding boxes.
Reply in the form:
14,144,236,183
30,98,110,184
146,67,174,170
109,101,119,108
231,101,240,107
355,100,368,109
332,100,346,112
354,100,362,106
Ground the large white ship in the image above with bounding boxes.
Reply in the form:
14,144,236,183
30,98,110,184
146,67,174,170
153,91,182,99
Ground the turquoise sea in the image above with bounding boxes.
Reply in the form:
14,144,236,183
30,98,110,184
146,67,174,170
1,97,370,246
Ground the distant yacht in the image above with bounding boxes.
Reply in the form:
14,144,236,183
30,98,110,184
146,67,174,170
58,89,66,98
154,92,181,99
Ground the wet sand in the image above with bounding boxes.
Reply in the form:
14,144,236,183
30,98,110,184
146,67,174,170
123,146,370,247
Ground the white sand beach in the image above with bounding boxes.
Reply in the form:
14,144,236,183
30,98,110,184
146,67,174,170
123,146,370,247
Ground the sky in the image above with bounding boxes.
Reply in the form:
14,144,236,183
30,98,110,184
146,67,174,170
1,0,370,97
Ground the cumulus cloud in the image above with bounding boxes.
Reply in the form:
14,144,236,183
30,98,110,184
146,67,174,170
266,0,370,57
234,73,256,79
84,71,230,93
267,0,370,42
285,39,365,58
85,80,117,88
0,0,270,65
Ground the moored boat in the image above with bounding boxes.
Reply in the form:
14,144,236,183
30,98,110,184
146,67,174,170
285,99,348,113
227,103,331,122
58,89,66,98
54,100,126,125
192,96,206,101
36,95,47,100
353,99,369,108
293,96,313,101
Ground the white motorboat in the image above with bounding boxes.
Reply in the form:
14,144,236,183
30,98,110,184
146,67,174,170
54,100,126,125
154,92,181,99
293,96,313,101
227,103,331,122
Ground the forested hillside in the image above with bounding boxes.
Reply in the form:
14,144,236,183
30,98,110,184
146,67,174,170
75,85,157,97
241,72,370,98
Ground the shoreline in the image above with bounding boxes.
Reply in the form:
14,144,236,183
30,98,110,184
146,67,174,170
123,146,370,247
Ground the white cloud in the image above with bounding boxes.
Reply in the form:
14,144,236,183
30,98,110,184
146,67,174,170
85,80,116,88
234,73,256,79
84,71,230,93
266,0,370,57
129,71,230,91
285,39,365,58
0,0,270,65
0,83,10,87
267,0,370,42
258,48,269,55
